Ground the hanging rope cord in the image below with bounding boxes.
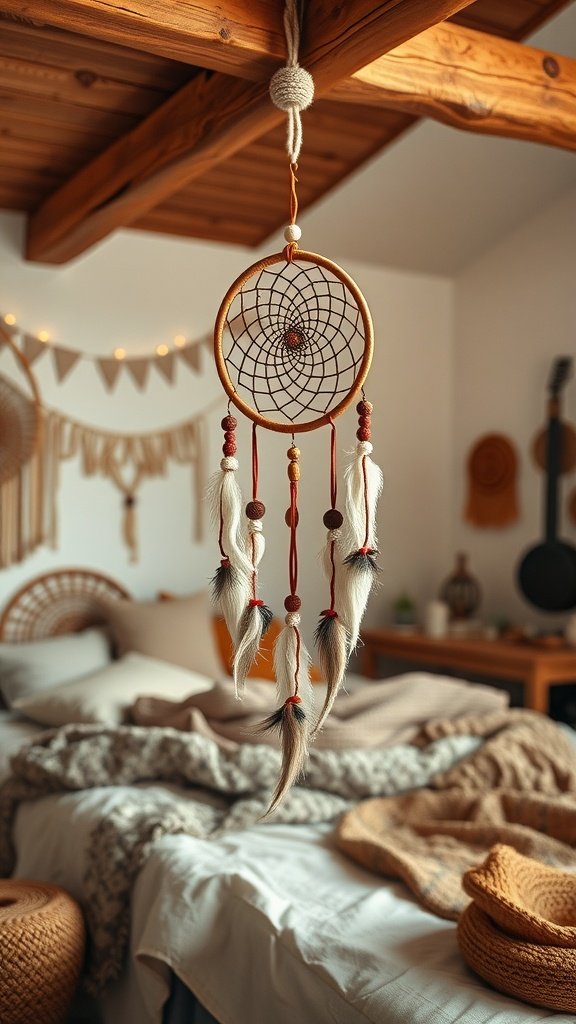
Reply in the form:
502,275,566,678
269,0,314,166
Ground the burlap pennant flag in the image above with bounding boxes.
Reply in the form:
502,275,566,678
52,346,81,382
154,352,175,383
22,333,48,365
179,343,202,373
96,357,123,391
125,358,150,391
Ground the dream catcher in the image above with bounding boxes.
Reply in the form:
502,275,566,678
210,0,383,812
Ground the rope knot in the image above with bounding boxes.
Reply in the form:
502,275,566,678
269,65,314,113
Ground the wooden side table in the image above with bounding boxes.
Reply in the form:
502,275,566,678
360,628,576,714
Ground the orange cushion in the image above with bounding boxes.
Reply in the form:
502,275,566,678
158,593,322,681
212,615,323,682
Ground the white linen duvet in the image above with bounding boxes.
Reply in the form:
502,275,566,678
9,768,572,1024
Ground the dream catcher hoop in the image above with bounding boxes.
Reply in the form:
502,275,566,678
210,0,383,813
214,250,374,433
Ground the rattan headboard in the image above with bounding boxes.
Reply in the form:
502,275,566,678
0,568,130,642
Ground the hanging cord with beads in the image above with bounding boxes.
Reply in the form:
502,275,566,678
233,424,273,698
313,419,349,733
208,410,252,647
338,398,384,651
261,442,314,816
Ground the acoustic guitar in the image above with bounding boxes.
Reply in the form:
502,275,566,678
517,356,576,612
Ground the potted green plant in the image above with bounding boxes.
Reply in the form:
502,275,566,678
392,593,417,628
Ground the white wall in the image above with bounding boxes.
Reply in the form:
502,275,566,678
0,211,454,645
454,185,576,631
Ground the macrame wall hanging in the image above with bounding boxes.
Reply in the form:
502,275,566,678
42,409,207,564
0,319,209,566
210,0,383,813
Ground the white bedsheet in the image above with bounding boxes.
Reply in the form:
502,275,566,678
11,781,573,1024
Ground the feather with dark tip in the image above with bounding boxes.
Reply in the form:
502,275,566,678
260,700,309,816
233,601,274,698
210,560,250,645
338,549,381,651
343,549,380,574
312,613,349,734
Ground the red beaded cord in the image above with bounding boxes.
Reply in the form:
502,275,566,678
357,399,374,551
321,419,343,617
218,412,238,562
284,443,302,695
245,423,266,601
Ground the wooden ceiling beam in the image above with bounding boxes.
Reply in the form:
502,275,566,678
0,2,286,80
330,23,576,152
25,0,477,264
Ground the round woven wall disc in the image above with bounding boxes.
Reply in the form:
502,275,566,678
465,433,519,527
0,375,37,484
0,327,41,486
214,250,373,434
532,422,576,475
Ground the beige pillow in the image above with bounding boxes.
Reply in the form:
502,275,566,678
0,628,111,708
103,591,223,679
13,652,214,728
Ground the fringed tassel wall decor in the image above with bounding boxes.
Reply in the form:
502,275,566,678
233,424,273,697
338,400,384,650
209,412,252,646
313,420,349,734
261,444,314,814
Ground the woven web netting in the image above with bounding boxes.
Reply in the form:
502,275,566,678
223,260,366,425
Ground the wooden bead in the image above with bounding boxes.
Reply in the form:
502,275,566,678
221,415,237,431
323,508,343,529
284,507,299,527
287,446,300,461
284,594,302,612
357,400,373,416
288,462,300,482
223,430,236,443
356,428,371,442
246,500,265,520
223,442,237,455
358,415,371,429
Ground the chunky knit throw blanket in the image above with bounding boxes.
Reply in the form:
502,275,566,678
337,710,576,922
0,723,476,992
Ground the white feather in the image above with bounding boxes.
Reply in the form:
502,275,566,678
337,561,375,652
341,442,384,554
206,457,253,576
215,565,251,645
233,604,264,699
274,616,315,713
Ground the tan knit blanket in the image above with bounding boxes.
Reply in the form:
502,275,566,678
336,709,576,920
130,672,506,751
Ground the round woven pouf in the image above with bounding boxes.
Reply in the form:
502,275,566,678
0,880,85,1024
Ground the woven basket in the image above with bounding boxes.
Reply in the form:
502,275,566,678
0,880,85,1024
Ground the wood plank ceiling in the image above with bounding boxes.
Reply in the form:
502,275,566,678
0,0,572,261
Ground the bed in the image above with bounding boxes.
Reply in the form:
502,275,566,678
0,568,575,1024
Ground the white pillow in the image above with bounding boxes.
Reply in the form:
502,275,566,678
12,652,214,727
0,628,111,708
